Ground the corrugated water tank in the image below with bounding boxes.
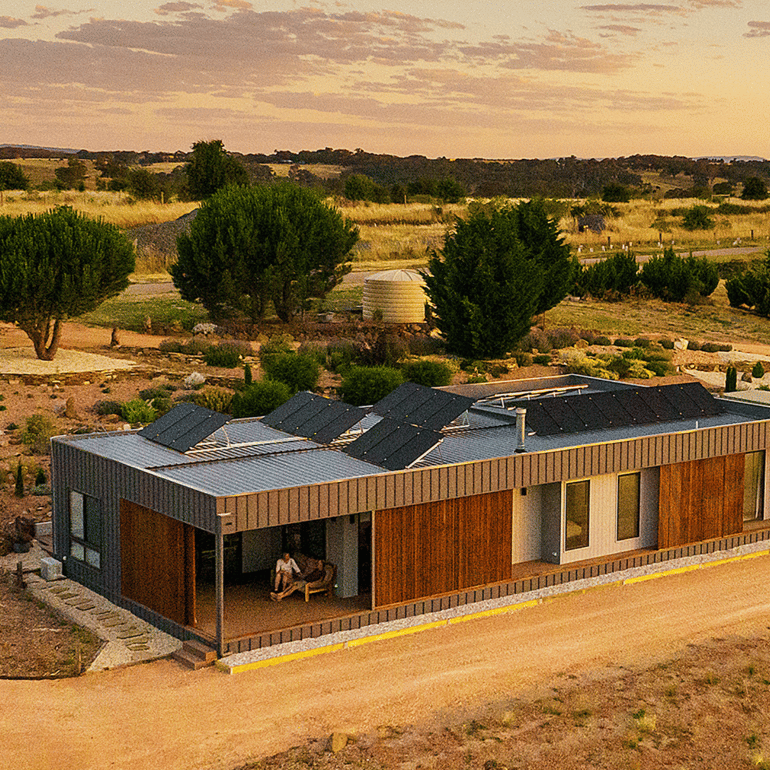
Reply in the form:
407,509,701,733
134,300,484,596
362,269,427,323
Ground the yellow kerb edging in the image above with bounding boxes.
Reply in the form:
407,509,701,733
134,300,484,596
346,619,447,647
217,642,345,674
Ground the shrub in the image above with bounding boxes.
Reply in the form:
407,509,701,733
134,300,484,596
726,252,770,317
634,337,651,348
614,338,634,348
658,338,675,349
159,338,185,354
15,462,24,497
562,353,618,380
121,398,156,424
21,414,58,454
547,327,581,350
95,399,124,416
401,359,452,387
515,352,534,367
681,205,716,230
182,337,215,356
244,363,253,385
231,381,292,418
204,341,250,368
326,339,360,373
408,336,446,356
573,252,638,299
700,342,722,353
150,396,173,416
533,354,551,365
726,366,738,392
34,467,47,486
191,387,233,414
518,328,551,353
138,386,175,401
262,352,320,392
259,334,294,367
338,366,404,406
460,359,488,373
753,361,765,379
687,340,702,351
297,341,328,366
367,332,409,367
639,248,718,301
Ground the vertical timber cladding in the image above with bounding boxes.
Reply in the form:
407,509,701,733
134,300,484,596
658,455,745,549
373,490,513,607
120,500,196,626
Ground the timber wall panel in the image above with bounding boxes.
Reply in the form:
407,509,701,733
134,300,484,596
374,490,512,607
659,455,745,548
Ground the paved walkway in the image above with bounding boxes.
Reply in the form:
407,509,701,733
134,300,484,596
2,543,181,671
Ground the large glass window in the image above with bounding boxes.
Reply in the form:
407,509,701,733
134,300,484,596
565,480,590,550
617,472,641,540
744,452,765,522
69,491,102,569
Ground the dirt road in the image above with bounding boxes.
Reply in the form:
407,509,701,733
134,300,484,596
4,555,770,770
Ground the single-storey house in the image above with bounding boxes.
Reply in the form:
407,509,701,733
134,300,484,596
50,375,770,656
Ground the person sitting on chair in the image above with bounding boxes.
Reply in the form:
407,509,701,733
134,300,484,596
301,557,325,583
272,552,300,598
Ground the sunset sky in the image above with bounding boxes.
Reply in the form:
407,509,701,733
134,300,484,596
2,0,768,158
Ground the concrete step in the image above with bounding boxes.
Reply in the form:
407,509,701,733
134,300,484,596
172,639,216,670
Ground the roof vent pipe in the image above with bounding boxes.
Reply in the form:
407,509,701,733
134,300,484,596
515,407,527,453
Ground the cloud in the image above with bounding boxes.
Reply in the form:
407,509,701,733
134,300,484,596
0,16,28,28
460,29,633,73
31,5,93,20
154,2,203,16
581,4,681,12
212,0,252,11
597,24,642,35
744,21,770,37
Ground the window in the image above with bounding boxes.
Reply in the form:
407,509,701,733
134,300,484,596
565,480,590,550
617,472,641,540
744,451,765,522
69,491,102,569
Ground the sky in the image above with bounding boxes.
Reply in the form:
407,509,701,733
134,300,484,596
1,0,769,158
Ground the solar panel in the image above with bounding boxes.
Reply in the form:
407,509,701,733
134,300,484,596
262,391,366,443
522,382,722,437
372,382,474,430
138,403,229,452
342,417,443,470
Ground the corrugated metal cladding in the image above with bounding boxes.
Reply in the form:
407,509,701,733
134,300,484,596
218,420,770,532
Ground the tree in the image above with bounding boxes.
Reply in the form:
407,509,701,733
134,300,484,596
423,201,574,358
726,251,770,316
54,158,88,190
125,168,164,200
0,207,135,360
343,174,389,203
172,182,358,322
601,183,630,203
742,177,768,201
639,247,718,302
184,139,249,200
0,162,29,191
681,204,715,230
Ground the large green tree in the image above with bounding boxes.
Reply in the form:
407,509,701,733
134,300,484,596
742,176,769,201
172,183,358,322
0,162,29,191
423,201,574,357
184,139,249,200
0,207,135,360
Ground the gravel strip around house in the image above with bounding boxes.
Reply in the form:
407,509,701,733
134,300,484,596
218,539,770,672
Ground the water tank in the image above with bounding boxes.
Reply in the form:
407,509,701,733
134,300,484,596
362,269,427,323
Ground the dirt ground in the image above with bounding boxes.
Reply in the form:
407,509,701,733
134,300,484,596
3,555,770,769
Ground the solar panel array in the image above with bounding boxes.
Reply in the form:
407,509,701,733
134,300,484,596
523,382,723,437
261,391,366,443
372,382,475,431
138,402,229,452
341,417,443,471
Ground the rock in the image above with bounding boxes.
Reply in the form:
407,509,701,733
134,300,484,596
674,338,688,351
64,397,79,420
329,732,348,753
742,371,753,382
184,372,206,389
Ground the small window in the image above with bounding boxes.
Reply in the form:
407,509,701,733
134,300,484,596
617,472,641,540
565,480,590,550
744,451,765,522
69,491,102,569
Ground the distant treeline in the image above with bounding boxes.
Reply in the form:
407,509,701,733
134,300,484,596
2,144,769,200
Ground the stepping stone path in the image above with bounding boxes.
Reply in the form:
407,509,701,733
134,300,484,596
34,578,174,666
